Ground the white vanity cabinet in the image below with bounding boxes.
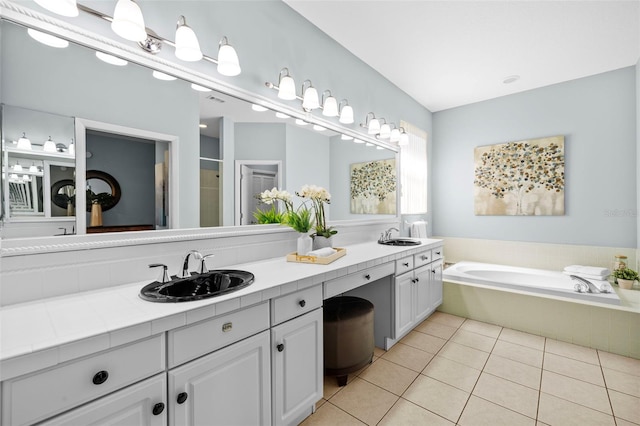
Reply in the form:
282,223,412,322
394,246,444,340
1,335,166,426
168,331,271,426
270,285,323,426
38,374,167,426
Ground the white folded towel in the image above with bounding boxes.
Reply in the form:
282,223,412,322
564,265,610,277
563,271,610,281
410,221,428,238
307,247,337,257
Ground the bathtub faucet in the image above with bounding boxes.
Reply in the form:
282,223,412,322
569,275,601,293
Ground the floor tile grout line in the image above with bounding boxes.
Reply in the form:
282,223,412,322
597,348,619,423
322,400,369,425
536,337,547,424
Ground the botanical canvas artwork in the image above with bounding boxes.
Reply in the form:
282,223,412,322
474,135,564,216
350,159,397,215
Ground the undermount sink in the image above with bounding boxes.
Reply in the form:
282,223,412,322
139,270,255,303
378,238,422,246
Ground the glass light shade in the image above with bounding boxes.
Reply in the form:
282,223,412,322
13,163,23,172
22,175,31,182
111,0,147,42
152,70,177,81
175,18,203,62
312,125,326,132
199,123,207,129
302,87,320,110
322,96,339,117
217,43,241,76
251,104,268,112
295,119,308,126
29,163,38,173
34,0,78,17
341,134,354,140
43,137,57,152
399,132,409,146
9,173,19,181
278,75,297,100
191,83,211,92
376,146,384,150
379,123,391,139
367,118,380,134
390,128,401,142
354,139,365,144
339,105,354,124
365,142,374,147
275,112,290,119
27,29,69,48
96,51,128,66
17,133,32,150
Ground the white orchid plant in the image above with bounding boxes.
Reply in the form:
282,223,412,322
296,185,337,238
253,187,293,224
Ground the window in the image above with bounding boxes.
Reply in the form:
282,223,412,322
400,121,428,214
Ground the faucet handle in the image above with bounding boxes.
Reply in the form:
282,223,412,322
198,254,215,274
149,263,170,283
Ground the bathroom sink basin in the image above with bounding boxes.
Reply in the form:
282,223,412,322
139,270,255,302
378,238,422,246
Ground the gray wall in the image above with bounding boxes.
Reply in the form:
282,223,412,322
637,60,640,258
432,67,637,248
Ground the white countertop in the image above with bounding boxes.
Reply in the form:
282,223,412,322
0,238,442,381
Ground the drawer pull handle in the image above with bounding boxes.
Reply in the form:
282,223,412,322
365,274,371,280
222,322,233,332
432,270,436,273
277,343,285,352
92,370,109,385
421,256,428,260
299,299,306,307
436,251,441,255
415,278,420,283
403,262,409,267
411,279,417,283
152,402,165,415
177,392,189,404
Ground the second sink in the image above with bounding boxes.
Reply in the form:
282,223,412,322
378,238,422,246
139,270,255,303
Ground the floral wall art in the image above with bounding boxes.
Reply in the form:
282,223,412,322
474,135,565,216
350,159,397,215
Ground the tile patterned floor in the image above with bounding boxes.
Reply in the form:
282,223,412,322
301,312,640,426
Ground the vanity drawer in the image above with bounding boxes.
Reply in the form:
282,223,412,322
324,263,395,299
432,247,444,262
271,284,322,326
1,334,165,426
168,301,269,368
414,250,432,268
395,256,415,275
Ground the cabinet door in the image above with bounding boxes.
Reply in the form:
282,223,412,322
40,374,166,426
272,308,323,426
430,261,444,310
168,331,271,426
414,266,432,322
394,273,415,338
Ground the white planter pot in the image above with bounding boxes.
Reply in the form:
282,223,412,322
297,233,313,256
617,278,634,290
313,236,333,250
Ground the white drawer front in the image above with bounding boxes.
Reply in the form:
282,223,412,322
324,263,394,299
168,301,269,368
395,256,415,275
432,246,444,262
2,335,165,426
414,250,432,268
271,285,322,326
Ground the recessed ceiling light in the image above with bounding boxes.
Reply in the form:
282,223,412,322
251,104,268,112
199,123,207,128
95,51,128,66
503,75,520,84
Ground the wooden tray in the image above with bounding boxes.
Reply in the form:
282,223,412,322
286,247,347,265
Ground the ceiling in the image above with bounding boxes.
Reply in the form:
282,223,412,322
284,0,640,112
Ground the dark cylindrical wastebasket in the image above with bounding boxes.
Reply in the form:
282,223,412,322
323,296,374,386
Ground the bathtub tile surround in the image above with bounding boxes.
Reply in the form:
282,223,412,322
304,313,640,426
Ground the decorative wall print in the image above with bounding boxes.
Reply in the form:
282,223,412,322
350,159,397,215
474,135,564,216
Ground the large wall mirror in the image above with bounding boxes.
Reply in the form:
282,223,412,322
0,17,398,243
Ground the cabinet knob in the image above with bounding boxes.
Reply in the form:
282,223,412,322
435,251,441,255
277,343,285,352
415,278,420,283
421,255,428,260
365,274,371,280
152,402,165,416
298,299,306,308
92,370,109,385
432,270,436,274
177,392,188,404
403,262,409,267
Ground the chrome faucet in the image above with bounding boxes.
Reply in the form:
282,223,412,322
379,227,400,243
180,250,203,278
570,275,601,293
